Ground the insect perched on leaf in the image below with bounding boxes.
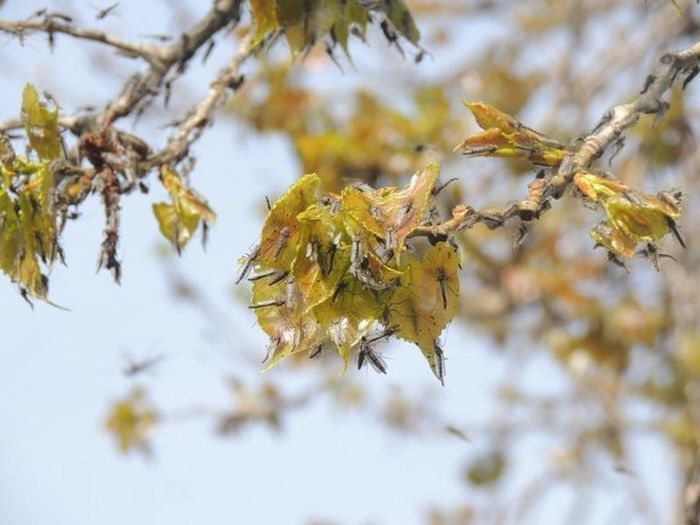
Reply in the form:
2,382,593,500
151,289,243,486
238,165,461,383
357,345,388,374
573,171,685,266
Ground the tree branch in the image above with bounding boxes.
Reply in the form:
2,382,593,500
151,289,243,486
551,39,700,192
416,39,700,238
93,0,244,128
0,1,244,134
0,14,161,62
146,31,274,168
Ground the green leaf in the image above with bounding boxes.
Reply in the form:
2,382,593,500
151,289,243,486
153,166,215,252
314,277,391,370
257,173,322,271
21,84,62,161
387,242,460,381
380,0,420,45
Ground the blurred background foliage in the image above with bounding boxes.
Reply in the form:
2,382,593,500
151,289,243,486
2,0,700,523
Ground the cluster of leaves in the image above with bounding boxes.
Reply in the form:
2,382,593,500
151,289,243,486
574,171,684,268
0,83,220,302
240,101,687,382
248,0,421,57
456,102,685,265
238,162,458,383
0,85,65,302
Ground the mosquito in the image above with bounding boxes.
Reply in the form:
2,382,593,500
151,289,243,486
457,144,498,156
92,2,119,20
308,344,324,359
325,244,337,277
433,342,446,386
332,279,348,303
249,270,289,286
356,326,395,374
248,299,285,310
357,344,388,375
122,353,164,377
235,244,260,284
272,226,290,258
436,267,449,310
351,239,388,291
364,325,398,344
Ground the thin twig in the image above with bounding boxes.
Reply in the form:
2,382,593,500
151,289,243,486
94,0,243,128
0,115,79,134
0,16,160,62
146,32,273,168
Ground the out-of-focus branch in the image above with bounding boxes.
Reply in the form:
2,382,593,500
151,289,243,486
0,115,79,134
0,14,161,62
93,0,244,128
414,39,700,239
146,31,274,168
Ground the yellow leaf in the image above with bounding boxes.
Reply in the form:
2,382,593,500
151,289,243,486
257,173,322,271
250,0,279,41
251,276,324,371
604,194,676,244
153,166,215,251
21,84,62,161
292,207,351,310
104,388,157,454
341,163,440,256
457,102,565,167
590,221,637,258
153,202,199,248
387,242,459,381
463,102,519,134
314,277,390,371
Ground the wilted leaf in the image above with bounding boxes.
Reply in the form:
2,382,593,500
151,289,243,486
456,102,566,167
152,166,215,252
